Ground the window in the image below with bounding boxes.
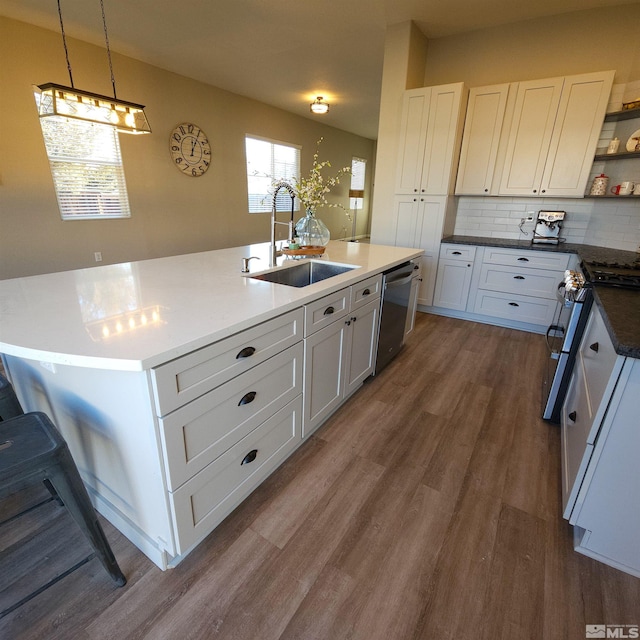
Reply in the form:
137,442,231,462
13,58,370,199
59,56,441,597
35,92,131,220
350,157,366,209
245,135,300,213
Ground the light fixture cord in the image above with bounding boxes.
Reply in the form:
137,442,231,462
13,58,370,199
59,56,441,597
99,0,117,99
56,0,74,88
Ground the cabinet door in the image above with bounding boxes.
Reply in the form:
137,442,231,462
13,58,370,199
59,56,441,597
455,84,510,195
499,77,564,196
395,88,431,194
303,318,349,437
540,71,614,197
344,298,379,398
433,259,473,311
420,83,465,195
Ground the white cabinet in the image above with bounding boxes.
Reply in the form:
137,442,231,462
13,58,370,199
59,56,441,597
499,71,614,197
562,304,621,518
395,83,466,196
455,83,511,195
392,194,452,307
471,247,569,327
432,244,476,311
303,279,381,437
560,304,640,578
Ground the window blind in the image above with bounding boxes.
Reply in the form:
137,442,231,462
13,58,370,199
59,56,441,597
350,157,366,209
246,135,301,213
36,103,131,220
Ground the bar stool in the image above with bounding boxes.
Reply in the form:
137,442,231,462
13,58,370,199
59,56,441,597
0,411,126,615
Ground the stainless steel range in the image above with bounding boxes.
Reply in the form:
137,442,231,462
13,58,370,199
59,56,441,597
542,270,592,422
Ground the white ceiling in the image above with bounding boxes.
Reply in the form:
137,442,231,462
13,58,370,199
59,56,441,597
1,0,637,139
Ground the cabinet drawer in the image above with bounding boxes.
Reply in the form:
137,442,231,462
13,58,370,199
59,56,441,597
151,308,303,416
350,274,382,310
159,342,303,490
170,396,302,554
478,263,563,299
579,306,618,421
482,247,570,271
473,290,559,326
440,244,476,261
304,289,349,336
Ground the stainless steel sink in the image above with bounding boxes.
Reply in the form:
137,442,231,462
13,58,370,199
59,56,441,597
249,260,358,287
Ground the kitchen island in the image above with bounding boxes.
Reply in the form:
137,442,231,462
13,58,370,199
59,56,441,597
0,241,422,569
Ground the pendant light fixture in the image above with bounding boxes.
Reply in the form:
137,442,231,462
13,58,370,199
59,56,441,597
35,0,151,134
310,96,330,115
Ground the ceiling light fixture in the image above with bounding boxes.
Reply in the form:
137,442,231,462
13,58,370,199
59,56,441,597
36,0,151,134
310,96,330,115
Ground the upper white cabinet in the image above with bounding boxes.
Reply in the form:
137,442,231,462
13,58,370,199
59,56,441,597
455,84,511,195
499,71,615,197
395,83,466,196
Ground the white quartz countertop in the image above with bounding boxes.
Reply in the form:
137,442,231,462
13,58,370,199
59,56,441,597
0,241,421,371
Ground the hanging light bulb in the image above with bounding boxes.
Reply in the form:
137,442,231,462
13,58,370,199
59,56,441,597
36,0,151,134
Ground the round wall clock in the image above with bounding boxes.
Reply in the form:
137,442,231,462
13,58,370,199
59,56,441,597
169,123,211,177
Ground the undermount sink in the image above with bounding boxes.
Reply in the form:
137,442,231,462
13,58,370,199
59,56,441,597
249,260,358,287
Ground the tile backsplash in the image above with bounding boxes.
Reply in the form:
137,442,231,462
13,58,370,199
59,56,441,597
453,196,640,252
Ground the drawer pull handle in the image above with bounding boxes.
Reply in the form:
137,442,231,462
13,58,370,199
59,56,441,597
452,251,462,255
236,346,256,359
517,257,529,262
241,449,258,465
324,306,335,316
362,288,371,296
345,319,351,326
514,275,525,280
568,411,577,422
508,302,519,307
589,342,599,353
238,391,257,406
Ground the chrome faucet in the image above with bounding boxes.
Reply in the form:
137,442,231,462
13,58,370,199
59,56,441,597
270,180,296,267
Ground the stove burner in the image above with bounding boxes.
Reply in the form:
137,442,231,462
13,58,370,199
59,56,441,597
582,260,640,289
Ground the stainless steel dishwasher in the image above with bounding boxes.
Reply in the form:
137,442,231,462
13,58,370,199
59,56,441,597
374,261,415,374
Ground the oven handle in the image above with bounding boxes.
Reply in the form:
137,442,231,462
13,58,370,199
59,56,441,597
545,324,564,355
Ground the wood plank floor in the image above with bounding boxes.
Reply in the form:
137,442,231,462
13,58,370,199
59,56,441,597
2,313,639,639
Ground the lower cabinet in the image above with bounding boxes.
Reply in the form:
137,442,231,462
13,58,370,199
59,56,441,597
430,243,571,333
432,244,476,311
303,297,379,437
561,304,640,578
170,397,302,553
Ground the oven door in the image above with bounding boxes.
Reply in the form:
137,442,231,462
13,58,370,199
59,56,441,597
542,288,592,422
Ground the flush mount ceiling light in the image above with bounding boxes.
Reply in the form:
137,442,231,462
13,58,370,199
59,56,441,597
36,0,151,134
310,96,330,115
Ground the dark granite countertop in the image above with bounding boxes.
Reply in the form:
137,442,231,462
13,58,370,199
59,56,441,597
442,235,640,359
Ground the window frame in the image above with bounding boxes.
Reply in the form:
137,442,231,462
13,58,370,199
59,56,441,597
245,134,301,214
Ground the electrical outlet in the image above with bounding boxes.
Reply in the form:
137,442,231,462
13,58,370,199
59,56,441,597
94,252,102,262
526,211,535,221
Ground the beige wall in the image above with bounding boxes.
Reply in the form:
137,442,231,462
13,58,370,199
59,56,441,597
0,17,375,279
422,4,640,88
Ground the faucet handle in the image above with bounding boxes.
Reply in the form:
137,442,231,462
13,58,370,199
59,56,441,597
241,256,260,273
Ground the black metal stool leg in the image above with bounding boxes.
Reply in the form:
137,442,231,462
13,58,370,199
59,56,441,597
47,451,126,586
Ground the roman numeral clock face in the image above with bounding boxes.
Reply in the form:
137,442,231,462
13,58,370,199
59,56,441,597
169,123,211,177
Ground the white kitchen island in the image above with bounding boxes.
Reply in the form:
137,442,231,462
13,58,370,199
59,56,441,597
0,241,421,569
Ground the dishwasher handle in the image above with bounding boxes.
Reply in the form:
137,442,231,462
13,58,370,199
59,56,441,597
385,272,413,288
